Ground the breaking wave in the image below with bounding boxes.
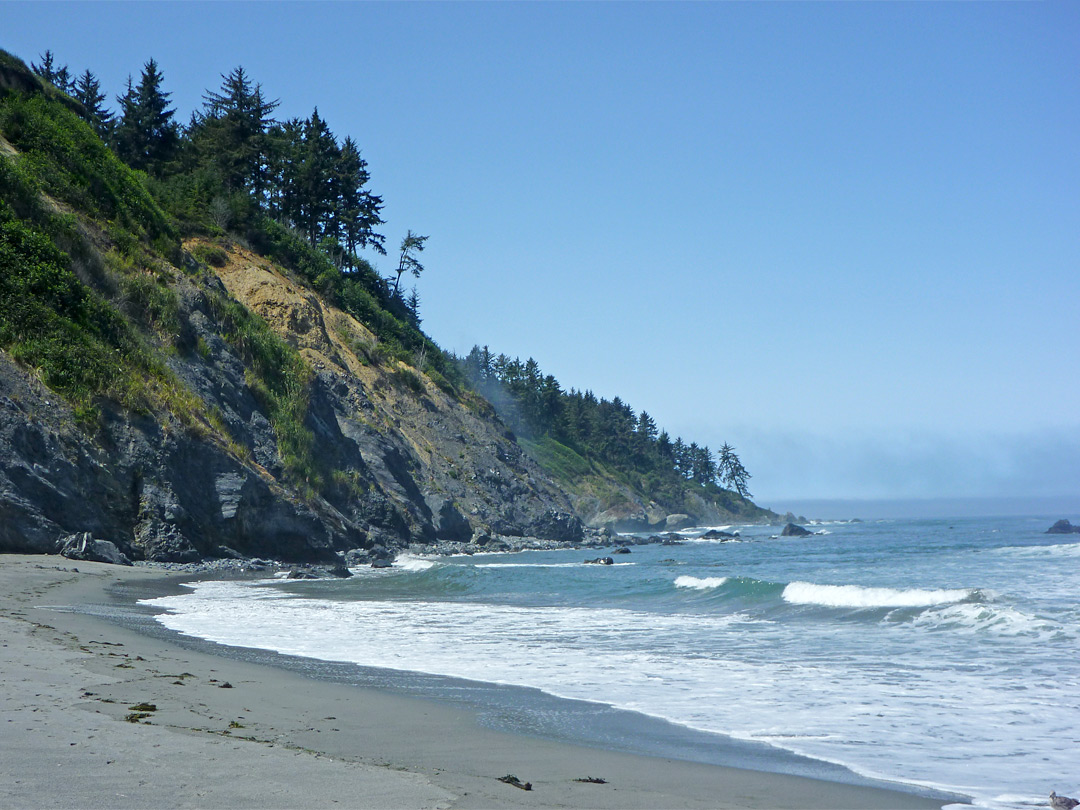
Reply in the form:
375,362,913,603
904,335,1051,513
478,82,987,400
674,575,730,590
782,582,976,609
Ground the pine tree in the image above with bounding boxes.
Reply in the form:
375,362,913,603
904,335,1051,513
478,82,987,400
728,456,752,498
293,108,339,245
405,287,421,327
114,60,179,174
718,443,736,488
197,67,279,195
392,230,428,298
72,69,114,139
636,411,658,442
31,51,64,87
336,136,385,267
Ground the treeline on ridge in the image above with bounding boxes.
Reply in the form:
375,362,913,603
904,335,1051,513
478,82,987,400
458,347,752,500
24,49,452,384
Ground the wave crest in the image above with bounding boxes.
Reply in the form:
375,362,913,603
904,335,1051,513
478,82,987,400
394,555,437,572
782,581,975,608
674,575,729,590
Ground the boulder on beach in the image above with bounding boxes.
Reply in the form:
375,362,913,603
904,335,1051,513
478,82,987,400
58,532,132,566
1046,520,1080,535
780,523,812,537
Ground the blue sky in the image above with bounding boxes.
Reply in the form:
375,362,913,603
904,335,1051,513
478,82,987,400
5,2,1078,507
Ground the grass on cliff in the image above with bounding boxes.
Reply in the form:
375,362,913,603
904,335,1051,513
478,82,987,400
0,79,324,490
0,153,199,423
518,436,594,481
0,92,177,256
206,290,320,491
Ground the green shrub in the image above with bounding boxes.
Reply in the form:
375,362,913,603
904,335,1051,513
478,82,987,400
426,369,458,399
0,93,175,248
390,367,425,395
119,272,180,337
191,243,228,268
518,436,593,482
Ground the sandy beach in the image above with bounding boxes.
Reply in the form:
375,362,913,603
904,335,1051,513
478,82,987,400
0,555,956,809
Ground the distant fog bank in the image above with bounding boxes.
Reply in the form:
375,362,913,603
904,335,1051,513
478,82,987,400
765,496,1080,521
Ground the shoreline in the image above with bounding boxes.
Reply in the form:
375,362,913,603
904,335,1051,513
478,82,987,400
1,554,965,809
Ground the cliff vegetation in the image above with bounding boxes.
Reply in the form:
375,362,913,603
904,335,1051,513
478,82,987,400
0,48,772,561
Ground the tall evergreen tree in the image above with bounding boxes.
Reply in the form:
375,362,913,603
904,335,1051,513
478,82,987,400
392,230,428,298
293,108,339,245
336,136,385,268
405,287,421,327
31,51,69,90
114,60,179,174
636,411,658,442
72,69,113,139
727,455,752,498
196,66,279,195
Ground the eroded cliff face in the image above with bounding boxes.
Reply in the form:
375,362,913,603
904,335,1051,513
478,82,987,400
0,235,582,561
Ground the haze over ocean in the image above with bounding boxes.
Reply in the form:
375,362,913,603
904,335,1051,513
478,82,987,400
6,2,1077,506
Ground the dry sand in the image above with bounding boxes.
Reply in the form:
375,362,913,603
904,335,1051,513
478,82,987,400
0,555,957,809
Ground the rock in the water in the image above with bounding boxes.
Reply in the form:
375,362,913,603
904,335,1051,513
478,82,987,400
371,558,393,569
1046,520,1080,535
612,546,631,554
59,532,132,566
700,529,736,540
781,523,812,537
664,513,694,531
327,561,353,578
584,556,614,565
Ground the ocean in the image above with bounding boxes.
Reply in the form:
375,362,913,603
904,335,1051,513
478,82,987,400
142,515,1080,809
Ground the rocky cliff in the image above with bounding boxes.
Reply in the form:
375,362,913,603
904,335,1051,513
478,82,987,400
0,143,583,562
0,49,770,563
0,235,583,561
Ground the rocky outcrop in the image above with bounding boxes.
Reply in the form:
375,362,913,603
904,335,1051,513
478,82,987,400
781,523,812,537
59,533,131,566
1046,520,1080,535
700,529,737,540
0,240,582,562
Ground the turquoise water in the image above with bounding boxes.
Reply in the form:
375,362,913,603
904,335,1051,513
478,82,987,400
145,516,1080,809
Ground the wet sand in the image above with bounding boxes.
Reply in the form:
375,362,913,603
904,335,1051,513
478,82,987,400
0,555,959,809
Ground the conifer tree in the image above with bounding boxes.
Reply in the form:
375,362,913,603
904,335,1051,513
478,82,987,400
636,411,658,442
72,69,113,139
392,230,428,298
292,108,339,245
31,51,68,90
197,66,279,195
728,456,752,498
114,60,179,174
336,136,385,268
405,287,421,327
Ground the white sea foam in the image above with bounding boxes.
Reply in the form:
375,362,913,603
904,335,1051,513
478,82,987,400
394,555,437,572
140,514,1080,810
674,575,729,590
910,603,1063,639
782,582,975,608
474,562,594,569
994,542,1080,558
